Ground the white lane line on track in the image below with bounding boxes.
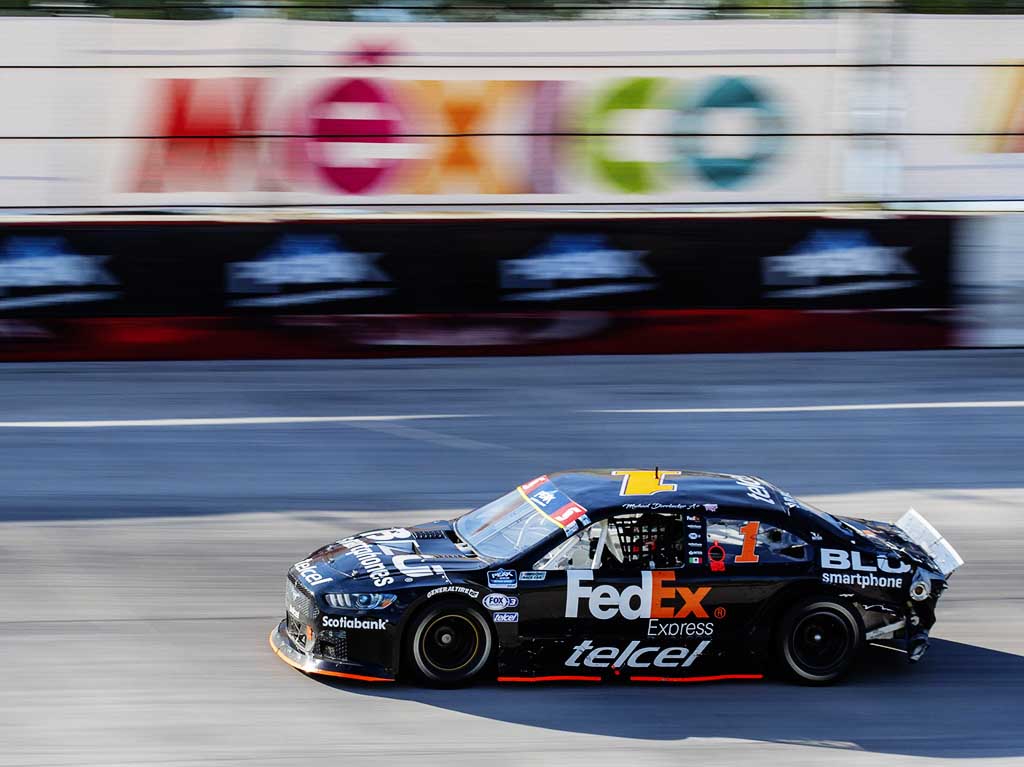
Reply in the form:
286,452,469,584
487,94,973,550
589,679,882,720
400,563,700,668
344,420,506,452
591,401,1024,414
0,414,479,428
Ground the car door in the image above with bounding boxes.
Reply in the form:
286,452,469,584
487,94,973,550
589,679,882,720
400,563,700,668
699,510,815,648
518,511,716,677
514,520,602,642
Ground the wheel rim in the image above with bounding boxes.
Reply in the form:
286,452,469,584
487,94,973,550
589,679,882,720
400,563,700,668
790,610,852,673
419,614,482,674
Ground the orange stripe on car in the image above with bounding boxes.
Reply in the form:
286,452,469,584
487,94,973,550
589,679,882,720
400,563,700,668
629,673,763,683
268,629,394,683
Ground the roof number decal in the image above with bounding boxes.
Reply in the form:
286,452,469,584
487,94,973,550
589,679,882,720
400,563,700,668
612,469,682,496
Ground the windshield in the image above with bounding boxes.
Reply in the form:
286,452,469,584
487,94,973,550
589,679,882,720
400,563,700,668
455,489,561,560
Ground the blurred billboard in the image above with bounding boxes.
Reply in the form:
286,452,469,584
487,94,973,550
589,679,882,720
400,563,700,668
0,18,844,209
0,214,957,359
0,15,1019,210
0,14,1017,211
0,12,1017,358
899,15,1024,203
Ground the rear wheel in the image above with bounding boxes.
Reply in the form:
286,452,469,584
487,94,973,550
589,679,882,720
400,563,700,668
407,600,493,686
776,598,862,685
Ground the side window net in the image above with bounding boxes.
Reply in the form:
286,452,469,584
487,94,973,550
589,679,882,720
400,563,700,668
611,513,686,569
536,512,690,571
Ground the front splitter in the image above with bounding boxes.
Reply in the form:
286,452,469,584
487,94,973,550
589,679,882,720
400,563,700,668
268,621,394,683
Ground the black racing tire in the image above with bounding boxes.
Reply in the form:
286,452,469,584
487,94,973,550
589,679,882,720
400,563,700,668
406,600,494,687
775,597,863,685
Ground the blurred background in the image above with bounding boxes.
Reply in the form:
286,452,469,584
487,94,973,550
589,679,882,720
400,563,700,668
0,0,1020,356
0,1,1022,765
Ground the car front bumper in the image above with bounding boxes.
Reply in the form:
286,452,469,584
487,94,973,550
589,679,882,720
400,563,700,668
269,620,395,682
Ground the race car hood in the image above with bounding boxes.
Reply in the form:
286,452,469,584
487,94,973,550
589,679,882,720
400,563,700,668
301,521,486,587
835,515,939,571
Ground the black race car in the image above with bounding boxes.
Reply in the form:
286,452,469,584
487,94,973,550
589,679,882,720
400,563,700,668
270,469,963,686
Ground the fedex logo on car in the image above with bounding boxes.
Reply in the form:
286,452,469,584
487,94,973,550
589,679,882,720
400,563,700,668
566,571,711,620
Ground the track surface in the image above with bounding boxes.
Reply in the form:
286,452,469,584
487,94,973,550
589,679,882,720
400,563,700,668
0,350,1022,766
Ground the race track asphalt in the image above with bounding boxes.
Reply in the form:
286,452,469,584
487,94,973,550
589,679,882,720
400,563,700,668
0,349,1021,766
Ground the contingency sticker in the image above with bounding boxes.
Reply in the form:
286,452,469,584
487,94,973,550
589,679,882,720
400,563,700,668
516,476,590,530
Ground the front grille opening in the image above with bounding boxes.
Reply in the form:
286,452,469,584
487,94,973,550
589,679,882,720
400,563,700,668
286,576,319,622
286,615,305,645
319,629,348,661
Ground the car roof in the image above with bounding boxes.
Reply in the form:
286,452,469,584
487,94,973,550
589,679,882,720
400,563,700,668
542,469,791,519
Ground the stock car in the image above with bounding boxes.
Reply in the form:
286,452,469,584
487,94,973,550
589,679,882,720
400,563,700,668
270,469,963,686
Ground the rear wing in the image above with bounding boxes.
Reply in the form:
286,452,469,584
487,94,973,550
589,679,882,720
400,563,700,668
896,509,964,578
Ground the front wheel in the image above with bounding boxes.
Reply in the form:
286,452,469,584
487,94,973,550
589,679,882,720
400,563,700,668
407,600,494,686
776,598,862,685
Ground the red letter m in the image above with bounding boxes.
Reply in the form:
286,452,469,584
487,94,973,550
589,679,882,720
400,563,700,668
133,78,264,192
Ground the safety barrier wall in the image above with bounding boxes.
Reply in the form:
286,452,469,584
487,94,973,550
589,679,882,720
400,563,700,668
0,214,958,360
0,15,1019,211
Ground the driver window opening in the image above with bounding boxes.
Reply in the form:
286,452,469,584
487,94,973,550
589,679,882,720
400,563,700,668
705,518,810,563
534,512,687,571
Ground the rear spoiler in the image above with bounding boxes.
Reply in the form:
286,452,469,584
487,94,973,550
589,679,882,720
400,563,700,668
896,509,964,577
